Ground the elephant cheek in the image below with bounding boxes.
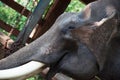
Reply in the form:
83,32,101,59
31,51,66,65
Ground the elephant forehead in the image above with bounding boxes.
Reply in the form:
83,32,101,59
57,14,85,30
65,15,84,25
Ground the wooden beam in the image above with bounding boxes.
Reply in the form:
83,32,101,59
0,20,33,47
81,0,96,4
0,0,31,17
32,0,71,39
0,20,20,37
15,0,51,44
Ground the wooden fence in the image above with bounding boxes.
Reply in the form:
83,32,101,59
0,0,94,48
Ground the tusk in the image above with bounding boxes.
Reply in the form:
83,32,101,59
0,61,45,79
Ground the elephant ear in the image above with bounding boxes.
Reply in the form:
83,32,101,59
71,11,118,70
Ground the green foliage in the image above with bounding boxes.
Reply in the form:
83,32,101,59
0,6,17,26
0,3,27,31
66,0,85,12
26,75,44,80
0,0,31,40
0,3,27,40
14,0,39,11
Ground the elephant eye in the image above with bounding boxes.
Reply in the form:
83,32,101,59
61,25,76,40
68,26,75,30
61,26,75,34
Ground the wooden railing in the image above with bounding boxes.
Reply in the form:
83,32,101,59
0,0,71,48
0,0,31,17
0,0,94,48
0,20,20,37
0,0,31,47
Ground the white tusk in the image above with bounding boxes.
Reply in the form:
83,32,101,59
0,61,45,79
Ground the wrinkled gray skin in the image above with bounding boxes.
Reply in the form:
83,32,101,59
46,42,99,80
0,12,99,80
0,0,120,80
97,37,120,80
46,0,120,80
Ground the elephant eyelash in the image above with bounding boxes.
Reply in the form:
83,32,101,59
68,26,75,30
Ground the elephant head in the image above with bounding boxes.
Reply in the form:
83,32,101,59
46,1,118,79
0,12,88,79
0,0,119,80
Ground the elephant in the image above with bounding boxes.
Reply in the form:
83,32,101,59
97,37,120,80
0,0,120,80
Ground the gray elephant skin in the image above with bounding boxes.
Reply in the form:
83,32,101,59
0,0,120,80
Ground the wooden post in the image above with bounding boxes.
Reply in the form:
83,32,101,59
32,0,71,40
15,0,51,44
2,0,51,55
81,0,95,4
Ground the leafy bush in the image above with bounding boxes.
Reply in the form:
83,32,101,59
66,0,85,12
0,4,27,31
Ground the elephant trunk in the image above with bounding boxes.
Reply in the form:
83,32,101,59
0,22,64,79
